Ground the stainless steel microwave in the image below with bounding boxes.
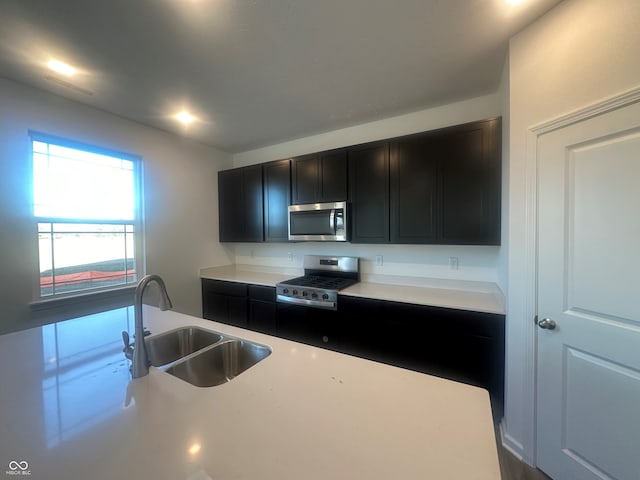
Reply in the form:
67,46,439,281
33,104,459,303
288,201,349,241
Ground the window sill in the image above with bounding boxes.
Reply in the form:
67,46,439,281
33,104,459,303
29,286,136,324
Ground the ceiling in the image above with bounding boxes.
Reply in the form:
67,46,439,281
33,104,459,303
0,0,563,153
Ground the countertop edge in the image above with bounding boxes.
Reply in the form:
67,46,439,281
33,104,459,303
199,264,505,315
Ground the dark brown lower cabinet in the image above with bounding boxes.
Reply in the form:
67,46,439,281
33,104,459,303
201,279,248,328
275,302,345,352
202,279,279,334
248,284,277,335
338,295,505,417
201,279,505,417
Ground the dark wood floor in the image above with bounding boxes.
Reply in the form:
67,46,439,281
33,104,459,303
495,425,552,480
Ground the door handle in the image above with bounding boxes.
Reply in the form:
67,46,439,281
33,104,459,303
537,317,557,330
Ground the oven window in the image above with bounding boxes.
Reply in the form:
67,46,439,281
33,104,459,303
290,210,334,235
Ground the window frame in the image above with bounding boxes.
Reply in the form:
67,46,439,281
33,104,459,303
29,131,145,305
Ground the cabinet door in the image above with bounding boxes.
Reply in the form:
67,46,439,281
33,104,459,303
227,297,249,328
291,153,319,204
218,165,264,242
319,150,347,202
202,291,228,321
348,142,390,243
337,295,391,361
275,303,342,350
439,118,501,245
248,285,277,334
390,133,439,243
291,150,348,204
218,168,244,242
201,279,248,328
249,300,277,334
263,159,291,242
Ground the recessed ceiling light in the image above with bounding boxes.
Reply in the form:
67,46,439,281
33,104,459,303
175,111,196,125
47,59,76,76
187,442,201,456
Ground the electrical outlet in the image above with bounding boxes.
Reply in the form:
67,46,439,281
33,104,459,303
375,255,383,267
449,256,459,270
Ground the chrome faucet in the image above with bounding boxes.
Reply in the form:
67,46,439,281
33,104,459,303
124,274,173,378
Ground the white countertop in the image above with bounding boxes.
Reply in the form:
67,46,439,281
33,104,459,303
0,306,501,480
200,264,299,287
200,264,505,314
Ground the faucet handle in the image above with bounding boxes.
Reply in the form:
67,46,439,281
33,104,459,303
122,331,134,360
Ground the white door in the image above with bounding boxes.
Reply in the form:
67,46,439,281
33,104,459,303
536,100,640,480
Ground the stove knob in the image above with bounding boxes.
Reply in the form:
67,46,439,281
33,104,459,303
311,292,318,299
322,293,329,300
292,289,298,296
283,288,289,294
302,291,308,297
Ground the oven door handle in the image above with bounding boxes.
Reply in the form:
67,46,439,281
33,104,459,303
329,209,336,233
276,294,337,310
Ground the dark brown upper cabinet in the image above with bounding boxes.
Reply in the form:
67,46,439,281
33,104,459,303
218,164,264,242
438,118,501,245
218,117,501,246
389,132,439,243
349,117,501,245
291,149,348,204
263,159,291,242
348,142,390,243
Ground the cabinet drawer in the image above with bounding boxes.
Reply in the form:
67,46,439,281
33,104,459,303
202,279,247,297
248,284,276,302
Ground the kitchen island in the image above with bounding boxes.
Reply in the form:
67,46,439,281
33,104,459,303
0,306,500,479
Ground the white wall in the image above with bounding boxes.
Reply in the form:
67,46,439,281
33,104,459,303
0,78,233,334
232,93,506,288
504,0,640,465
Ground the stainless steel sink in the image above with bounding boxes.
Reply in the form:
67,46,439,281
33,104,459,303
137,327,272,387
145,326,222,367
165,339,272,387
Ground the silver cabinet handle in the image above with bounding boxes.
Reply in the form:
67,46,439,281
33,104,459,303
538,318,557,330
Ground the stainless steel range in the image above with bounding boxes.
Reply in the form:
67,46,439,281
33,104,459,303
276,255,359,310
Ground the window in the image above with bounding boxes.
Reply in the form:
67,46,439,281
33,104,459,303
31,132,142,298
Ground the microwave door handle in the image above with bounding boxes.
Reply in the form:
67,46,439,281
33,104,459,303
329,209,336,233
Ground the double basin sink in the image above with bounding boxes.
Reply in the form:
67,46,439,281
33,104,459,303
142,326,271,387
